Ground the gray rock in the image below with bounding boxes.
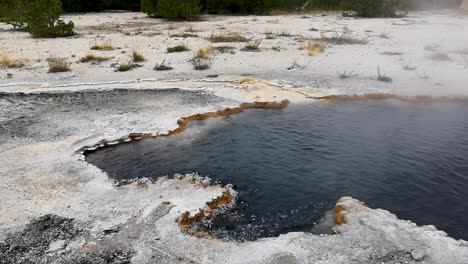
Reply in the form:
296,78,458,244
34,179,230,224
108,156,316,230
411,249,426,261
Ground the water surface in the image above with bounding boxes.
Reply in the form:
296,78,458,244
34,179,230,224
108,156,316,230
86,100,468,241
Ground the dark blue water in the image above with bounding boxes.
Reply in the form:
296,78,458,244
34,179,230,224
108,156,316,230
86,100,468,241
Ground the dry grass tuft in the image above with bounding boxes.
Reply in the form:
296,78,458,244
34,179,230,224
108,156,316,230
207,32,248,43
189,56,213,70
428,52,452,62
195,44,213,59
377,67,392,83
90,40,114,51
79,53,111,63
185,24,202,33
213,46,236,54
339,70,357,79
170,33,199,38
306,41,326,56
276,30,293,37
264,30,276,39
286,59,306,70
166,24,178,31
0,52,27,68
314,27,368,45
378,31,390,39
89,23,122,32
242,39,262,52
381,51,403,56
132,50,145,62
48,57,71,73
272,45,282,52
403,64,416,71
424,44,439,52
154,60,173,71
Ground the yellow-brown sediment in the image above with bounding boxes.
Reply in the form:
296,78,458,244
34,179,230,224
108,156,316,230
333,200,368,226
317,94,468,103
177,189,234,238
334,204,347,225
81,100,289,154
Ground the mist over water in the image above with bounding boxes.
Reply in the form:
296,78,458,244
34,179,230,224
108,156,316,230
87,100,468,241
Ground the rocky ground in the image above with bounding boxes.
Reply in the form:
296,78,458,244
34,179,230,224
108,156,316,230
1,10,468,264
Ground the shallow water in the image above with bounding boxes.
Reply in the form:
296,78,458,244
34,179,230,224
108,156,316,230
86,100,468,241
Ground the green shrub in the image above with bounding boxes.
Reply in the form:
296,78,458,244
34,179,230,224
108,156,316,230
0,0,26,30
0,0,17,17
21,0,75,38
61,0,141,12
167,44,189,53
243,0,272,13
1,15,27,31
205,0,272,14
341,0,402,17
157,0,200,19
205,0,244,13
132,50,145,62
141,0,159,17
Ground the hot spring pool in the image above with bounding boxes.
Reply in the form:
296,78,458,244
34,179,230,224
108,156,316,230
86,100,468,241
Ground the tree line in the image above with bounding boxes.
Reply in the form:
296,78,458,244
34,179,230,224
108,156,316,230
0,0,464,38
2,0,464,17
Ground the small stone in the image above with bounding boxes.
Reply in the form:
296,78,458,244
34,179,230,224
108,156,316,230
46,239,66,252
411,249,426,261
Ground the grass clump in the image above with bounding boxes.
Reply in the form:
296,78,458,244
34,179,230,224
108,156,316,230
116,62,140,72
403,65,416,71
378,31,390,39
286,59,305,71
315,27,368,45
90,41,114,51
276,30,292,37
377,67,392,83
207,32,248,43
214,46,236,54
154,60,173,71
307,41,326,56
185,24,202,33
265,32,276,40
189,57,213,71
48,57,71,73
167,44,189,53
338,70,357,79
428,52,452,62
381,51,403,56
195,44,213,59
132,50,145,62
242,39,262,52
170,33,199,38
79,53,111,63
0,53,26,68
